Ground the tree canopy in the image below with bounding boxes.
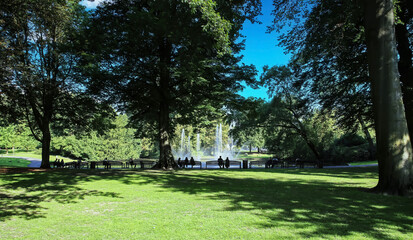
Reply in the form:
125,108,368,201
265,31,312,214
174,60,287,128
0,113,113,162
81,0,259,169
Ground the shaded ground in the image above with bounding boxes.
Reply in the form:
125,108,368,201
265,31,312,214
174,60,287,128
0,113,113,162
0,167,412,239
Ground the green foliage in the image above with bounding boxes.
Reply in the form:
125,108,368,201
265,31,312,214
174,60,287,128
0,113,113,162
81,0,259,167
0,125,16,153
271,0,373,133
0,124,38,153
51,115,141,161
0,0,96,167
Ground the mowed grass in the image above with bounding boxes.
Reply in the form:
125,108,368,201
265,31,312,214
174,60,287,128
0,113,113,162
1,150,75,162
0,167,412,239
349,161,378,166
0,157,31,167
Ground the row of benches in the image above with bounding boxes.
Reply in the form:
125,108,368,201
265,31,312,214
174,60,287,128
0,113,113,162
61,160,157,169
59,158,331,169
249,159,319,169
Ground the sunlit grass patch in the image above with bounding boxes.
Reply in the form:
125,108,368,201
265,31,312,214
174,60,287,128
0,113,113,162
0,167,412,239
0,157,31,167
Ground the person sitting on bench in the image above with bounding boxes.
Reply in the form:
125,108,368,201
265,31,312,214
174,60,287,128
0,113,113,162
103,158,110,169
184,157,189,168
225,157,230,169
217,156,224,168
190,157,195,168
129,158,136,168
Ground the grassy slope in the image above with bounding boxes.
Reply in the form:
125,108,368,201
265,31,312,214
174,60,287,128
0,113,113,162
349,161,378,166
0,167,412,239
0,158,31,167
1,150,74,162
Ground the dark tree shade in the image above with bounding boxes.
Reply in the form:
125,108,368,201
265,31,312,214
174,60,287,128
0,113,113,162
82,0,259,169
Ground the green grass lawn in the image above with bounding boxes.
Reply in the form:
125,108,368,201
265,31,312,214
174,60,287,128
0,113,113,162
0,158,31,167
0,167,412,239
1,150,75,162
349,161,378,166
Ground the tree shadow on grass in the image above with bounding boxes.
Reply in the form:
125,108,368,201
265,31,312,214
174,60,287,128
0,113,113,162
1,167,412,239
0,169,121,221
230,166,380,179
132,169,412,239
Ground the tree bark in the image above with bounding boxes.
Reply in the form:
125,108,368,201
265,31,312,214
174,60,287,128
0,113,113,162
364,0,413,195
157,100,177,169
395,22,413,142
40,122,51,168
153,37,177,169
299,131,323,168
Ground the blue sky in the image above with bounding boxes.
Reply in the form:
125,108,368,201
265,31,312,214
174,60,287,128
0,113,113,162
80,0,290,101
238,0,291,101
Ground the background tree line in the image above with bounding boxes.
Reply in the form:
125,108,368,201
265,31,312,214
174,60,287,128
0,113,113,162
1,0,412,195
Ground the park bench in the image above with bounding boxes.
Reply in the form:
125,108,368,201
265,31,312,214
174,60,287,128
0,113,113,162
95,160,123,169
139,160,157,169
205,160,241,169
192,160,202,168
63,161,88,169
178,160,202,168
124,160,137,168
295,159,317,168
279,158,296,168
248,160,267,168
248,158,282,168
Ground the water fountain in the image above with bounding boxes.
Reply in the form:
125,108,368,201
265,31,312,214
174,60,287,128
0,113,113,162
196,133,201,161
173,124,241,168
214,123,240,160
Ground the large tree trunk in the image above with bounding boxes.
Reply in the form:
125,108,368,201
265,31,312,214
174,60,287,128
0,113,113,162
153,37,177,170
395,22,413,142
293,117,323,168
40,123,51,169
364,0,413,195
295,128,323,168
303,135,323,168
157,100,177,169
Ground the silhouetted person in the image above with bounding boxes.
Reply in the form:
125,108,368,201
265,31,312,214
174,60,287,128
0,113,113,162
190,157,195,168
184,157,189,168
103,158,109,169
218,156,224,168
266,158,275,168
60,159,64,168
225,157,230,169
129,158,135,168
53,158,58,168
178,158,182,168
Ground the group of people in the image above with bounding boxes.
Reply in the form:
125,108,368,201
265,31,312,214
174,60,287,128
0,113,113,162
177,157,196,168
53,158,65,168
265,158,279,168
217,156,230,169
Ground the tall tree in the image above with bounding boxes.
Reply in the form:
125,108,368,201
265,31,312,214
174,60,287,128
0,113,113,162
364,0,413,195
271,0,413,194
395,0,413,140
83,0,259,169
0,0,90,168
260,65,324,167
